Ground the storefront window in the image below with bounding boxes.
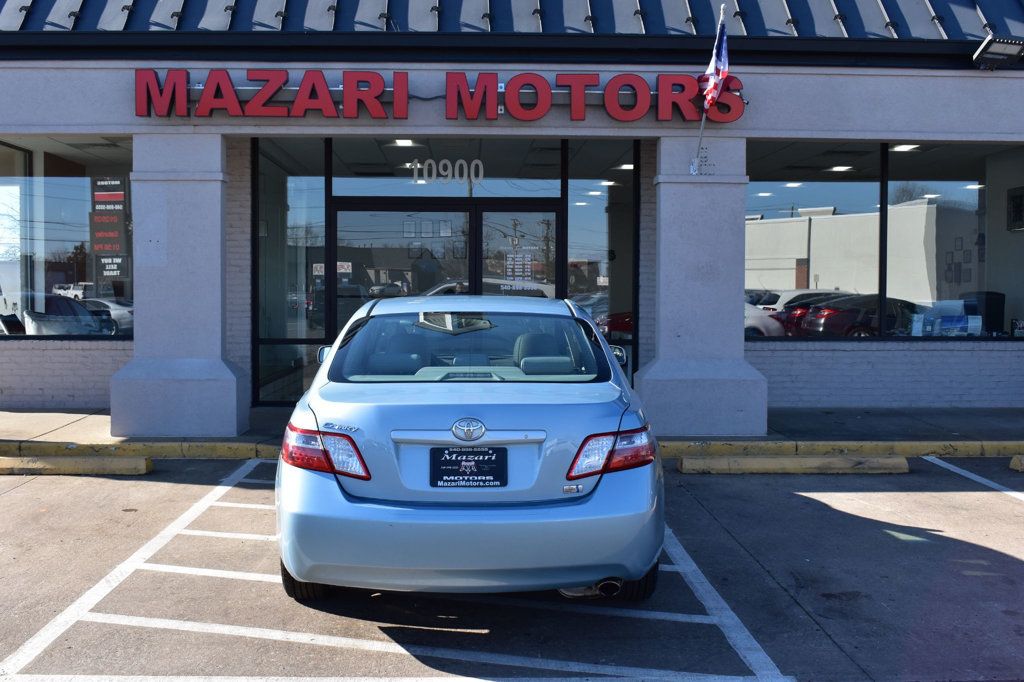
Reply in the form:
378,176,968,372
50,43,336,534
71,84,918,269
0,137,133,338
568,140,636,370
332,138,560,198
255,136,639,403
746,141,881,338
886,143,1024,338
256,138,325,401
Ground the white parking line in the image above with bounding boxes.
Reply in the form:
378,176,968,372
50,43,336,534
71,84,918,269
923,456,1024,503
0,459,263,677
138,563,282,583
178,529,277,542
211,501,276,510
663,529,790,682
1,458,785,682
79,612,737,681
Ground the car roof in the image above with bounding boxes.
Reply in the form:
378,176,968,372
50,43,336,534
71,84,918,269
370,295,573,317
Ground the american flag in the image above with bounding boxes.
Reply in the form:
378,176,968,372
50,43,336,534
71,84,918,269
702,7,729,111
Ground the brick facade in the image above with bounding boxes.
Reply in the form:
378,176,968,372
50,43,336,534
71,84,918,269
748,341,1024,408
0,340,132,409
224,138,252,407
637,139,657,369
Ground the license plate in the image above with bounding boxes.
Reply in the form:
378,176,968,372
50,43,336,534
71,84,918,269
430,446,508,488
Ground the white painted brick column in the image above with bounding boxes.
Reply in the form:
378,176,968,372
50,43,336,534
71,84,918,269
110,134,248,437
634,136,767,436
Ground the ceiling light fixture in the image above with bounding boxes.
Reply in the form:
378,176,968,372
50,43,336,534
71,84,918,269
574,202,588,206
827,166,853,172
965,184,985,190
600,181,617,186
616,164,634,171
784,183,803,188
587,191,602,196
756,192,773,197
922,194,941,199
394,139,415,147
892,144,919,152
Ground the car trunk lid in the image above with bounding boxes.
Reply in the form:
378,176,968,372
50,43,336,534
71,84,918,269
307,382,628,504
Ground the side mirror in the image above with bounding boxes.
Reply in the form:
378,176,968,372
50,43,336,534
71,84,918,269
609,345,628,367
317,345,331,364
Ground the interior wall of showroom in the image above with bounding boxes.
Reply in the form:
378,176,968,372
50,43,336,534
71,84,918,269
1,62,1022,436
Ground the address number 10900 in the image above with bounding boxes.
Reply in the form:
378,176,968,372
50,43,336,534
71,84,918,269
412,159,485,185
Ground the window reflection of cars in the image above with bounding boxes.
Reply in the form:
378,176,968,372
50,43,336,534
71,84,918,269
369,282,405,298
2,294,116,336
743,303,785,337
423,278,555,298
800,294,921,338
81,298,134,334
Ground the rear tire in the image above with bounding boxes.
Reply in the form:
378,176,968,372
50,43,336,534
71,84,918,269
618,561,659,602
280,560,328,602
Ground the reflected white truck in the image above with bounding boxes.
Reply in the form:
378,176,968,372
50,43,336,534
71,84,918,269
277,296,664,602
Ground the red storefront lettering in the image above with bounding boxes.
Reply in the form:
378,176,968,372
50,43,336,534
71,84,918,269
194,70,243,117
604,74,652,122
244,70,290,117
291,71,339,118
706,75,745,123
445,72,498,120
342,71,388,119
135,69,189,117
504,73,552,122
656,74,701,121
555,73,599,121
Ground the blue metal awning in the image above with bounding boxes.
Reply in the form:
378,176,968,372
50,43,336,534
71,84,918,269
1,0,1022,37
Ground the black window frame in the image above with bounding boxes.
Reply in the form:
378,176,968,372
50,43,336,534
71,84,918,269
252,137,641,406
745,141,1024,344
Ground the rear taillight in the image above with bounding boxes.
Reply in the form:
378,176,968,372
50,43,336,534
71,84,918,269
812,307,838,320
281,423,370,480
566,426,656,480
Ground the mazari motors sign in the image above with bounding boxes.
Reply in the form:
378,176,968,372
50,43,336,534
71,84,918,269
135,69,744,124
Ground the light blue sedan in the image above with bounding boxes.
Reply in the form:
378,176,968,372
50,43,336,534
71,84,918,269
276,296,664,602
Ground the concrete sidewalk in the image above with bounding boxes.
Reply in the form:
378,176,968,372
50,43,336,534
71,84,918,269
0,407,292,474
0,406,1021,475
664,407,1024,474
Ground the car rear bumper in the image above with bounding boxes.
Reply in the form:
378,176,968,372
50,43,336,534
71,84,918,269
276,460,664,593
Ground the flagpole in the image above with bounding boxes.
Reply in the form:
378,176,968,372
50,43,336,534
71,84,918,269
691,4,726,175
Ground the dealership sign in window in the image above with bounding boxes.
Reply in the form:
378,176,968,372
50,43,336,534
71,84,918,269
135,69,744,124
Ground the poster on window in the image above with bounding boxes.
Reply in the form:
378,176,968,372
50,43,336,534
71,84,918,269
89,212,127,254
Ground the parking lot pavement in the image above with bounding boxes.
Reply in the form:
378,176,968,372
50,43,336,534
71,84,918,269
672,457,1024,682
1,457,1022,681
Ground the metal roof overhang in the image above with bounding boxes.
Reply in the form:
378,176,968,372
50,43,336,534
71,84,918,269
0,33,992,69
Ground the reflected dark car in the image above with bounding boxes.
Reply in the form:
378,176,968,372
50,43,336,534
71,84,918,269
773,291,858,336
801,295,920,338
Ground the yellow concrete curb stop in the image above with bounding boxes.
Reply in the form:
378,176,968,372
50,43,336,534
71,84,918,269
0,456,151,476
679,455,909,474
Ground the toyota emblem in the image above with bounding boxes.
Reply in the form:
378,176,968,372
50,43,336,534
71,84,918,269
452,418,486,441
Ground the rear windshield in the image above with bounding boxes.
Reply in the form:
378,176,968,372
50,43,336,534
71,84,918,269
328,312,610,383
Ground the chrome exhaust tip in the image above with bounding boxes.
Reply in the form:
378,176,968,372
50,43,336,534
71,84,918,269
558,577,624,599
596,578,623,597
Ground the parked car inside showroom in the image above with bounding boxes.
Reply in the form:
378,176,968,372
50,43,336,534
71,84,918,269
277,296,664,603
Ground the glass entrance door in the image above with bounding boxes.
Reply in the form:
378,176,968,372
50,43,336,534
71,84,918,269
333,205,562,331
481,211,558,298
336,210,470,320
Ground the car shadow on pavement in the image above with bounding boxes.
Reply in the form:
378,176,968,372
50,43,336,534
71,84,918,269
669,462,1024,682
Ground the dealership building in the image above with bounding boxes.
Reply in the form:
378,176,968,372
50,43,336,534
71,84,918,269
1,0,1023,438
